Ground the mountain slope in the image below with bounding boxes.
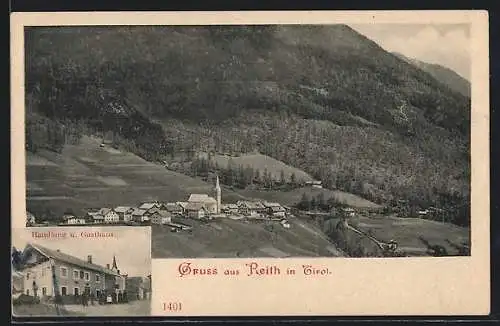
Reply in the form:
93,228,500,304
393,52,471,97
24,25,471,226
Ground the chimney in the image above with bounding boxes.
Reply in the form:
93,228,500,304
106,264,110,269
87,255,92,264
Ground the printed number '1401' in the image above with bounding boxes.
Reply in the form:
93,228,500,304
163,302,182,312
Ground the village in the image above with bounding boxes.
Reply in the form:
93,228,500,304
26,176,295,231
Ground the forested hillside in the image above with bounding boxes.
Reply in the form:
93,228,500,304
393,52,471,97
24,25,471,226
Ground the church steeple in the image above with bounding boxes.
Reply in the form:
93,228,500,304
111,255,118,271
215,175,221,214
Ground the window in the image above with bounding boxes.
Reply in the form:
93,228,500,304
85,272,90,281
95,274,100,282
26,289,30,295
74,287,79,296
42,287,47,296
26,272,30,280
41,269,45,277
96,289,100,297
61,286,67,296
73,270,79,280
80,271,84,279
60,267,68,278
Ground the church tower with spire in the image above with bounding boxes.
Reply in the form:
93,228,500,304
214,174,221,214
111,254,119,274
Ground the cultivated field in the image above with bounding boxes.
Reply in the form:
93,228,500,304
26,136,246,219
199,152,314,183
152,216,342,258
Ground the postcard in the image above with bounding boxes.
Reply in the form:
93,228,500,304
11,10,489,316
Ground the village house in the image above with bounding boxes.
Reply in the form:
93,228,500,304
100,208,120,224
343,207,356,217
131,208,149,223
150,210,172,225
18,243,126,303
65,216,87,225
90,213,105,224
221,203,239,215
113,206,134,222
237,201,266,216
185,203,207,219
175,202,189,215
164,203,183,216
262,202,286,218
138,202,162,212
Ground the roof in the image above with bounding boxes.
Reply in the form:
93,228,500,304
131,208,147,216
151,210,172,218
24,243,121,276
222,204,239,209
263,202,281,208
186,203,206,211
114,206,133,213
139,203,157,210
237,201,264,209
165,203,182,212
188,194,217,204
176,202,189,209
270,206,285,212
92,214,104,220
99,208,112,215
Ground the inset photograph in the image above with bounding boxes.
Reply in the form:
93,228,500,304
11,227,151,317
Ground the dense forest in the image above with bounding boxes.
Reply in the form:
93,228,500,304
24,25,471,226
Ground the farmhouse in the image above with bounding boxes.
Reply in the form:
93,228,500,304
65,217,86,225
237,201,266,216
113,206,134,222
164,203,183,216
221,203,239,215
100,208,120,224
150,210,172,225
18,243,126,302
138,202,162,211
131,208,149,223
343,207,355,217
185,203,207,219
175,202,189,215
268,206,286,218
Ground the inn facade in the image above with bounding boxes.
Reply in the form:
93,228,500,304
19,243,126,302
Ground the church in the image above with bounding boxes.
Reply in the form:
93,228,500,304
187,175,222,215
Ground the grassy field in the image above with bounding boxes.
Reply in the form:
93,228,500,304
152,216,342,258
322,214,470,256
26,136,246,219
199,151,314,183
238,187,382,209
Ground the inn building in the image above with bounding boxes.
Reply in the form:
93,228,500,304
19,243,126,301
